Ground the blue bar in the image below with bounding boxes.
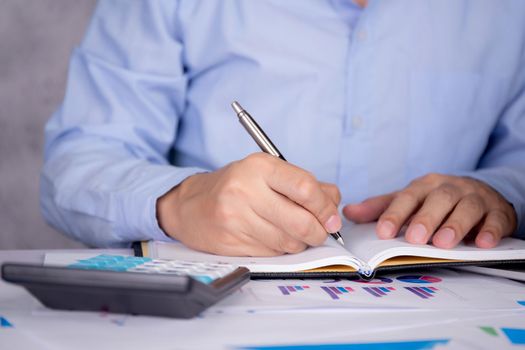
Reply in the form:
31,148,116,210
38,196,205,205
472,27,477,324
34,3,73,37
379,287,390,293
295,286,303,291
502,328,525,345
421,287,435,294
238,338,450,349
337,287,348,293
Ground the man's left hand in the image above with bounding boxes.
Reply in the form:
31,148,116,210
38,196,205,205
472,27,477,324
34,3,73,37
343,174,517,248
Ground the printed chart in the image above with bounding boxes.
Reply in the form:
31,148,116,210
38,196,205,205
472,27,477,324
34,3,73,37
480,326,525,345
277,286,310,296
320,286,354,300
362,286,396,298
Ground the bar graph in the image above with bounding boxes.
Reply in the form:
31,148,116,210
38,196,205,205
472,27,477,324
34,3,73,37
277,285,310,296
362,286,396,298
320,286,355,300
404,286,439,299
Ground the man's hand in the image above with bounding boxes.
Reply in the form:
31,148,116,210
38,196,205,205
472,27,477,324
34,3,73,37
157,153,342,256
343,173,517,249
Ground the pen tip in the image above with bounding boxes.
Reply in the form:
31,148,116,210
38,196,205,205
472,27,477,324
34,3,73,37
231,101,244,115
337,236,345,246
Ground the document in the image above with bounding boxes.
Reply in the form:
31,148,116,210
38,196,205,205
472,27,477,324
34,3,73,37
143,223,525,278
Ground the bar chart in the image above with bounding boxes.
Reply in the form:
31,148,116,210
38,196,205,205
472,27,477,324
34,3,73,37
404,286,439,299
277,285,310,296
362,286,396,298
320,286,355,300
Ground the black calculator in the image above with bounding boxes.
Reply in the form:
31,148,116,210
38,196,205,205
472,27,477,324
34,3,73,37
1,254,250,318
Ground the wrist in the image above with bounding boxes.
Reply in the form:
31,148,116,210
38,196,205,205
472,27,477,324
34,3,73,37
156,178,189,240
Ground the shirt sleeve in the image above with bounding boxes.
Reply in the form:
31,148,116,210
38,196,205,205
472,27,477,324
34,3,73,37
40,1,206,247
460,70,525,239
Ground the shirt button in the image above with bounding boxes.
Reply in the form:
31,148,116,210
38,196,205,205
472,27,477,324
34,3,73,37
352,116,363,129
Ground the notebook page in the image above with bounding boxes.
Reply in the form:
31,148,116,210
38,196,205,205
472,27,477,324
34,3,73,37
149,236,362,273
342,222,525,271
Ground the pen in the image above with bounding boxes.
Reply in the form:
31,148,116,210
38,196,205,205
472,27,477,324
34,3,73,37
231,101,345,246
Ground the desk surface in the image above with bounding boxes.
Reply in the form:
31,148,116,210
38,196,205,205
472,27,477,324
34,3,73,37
1,249,524,350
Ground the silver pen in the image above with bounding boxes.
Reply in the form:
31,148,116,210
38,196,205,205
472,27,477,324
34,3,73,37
231,101,345,246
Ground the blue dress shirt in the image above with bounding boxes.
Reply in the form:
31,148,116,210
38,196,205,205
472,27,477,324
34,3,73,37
42,0,525,247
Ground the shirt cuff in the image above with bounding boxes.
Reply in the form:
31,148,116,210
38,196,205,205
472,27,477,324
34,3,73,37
452,167,525,239
116,166,208,244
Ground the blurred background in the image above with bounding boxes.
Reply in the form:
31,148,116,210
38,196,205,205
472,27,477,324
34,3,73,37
0,0,97,249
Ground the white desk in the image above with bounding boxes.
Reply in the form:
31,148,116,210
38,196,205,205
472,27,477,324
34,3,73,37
1,249,524,350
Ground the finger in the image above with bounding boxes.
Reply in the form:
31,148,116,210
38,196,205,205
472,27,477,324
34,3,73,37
320,182,342,206
267,163,342,233
475,209,514,249
343,194,394,223
377,184,430,239
432,194,486,249
244,209,308,254
253,190,329,247
405,184,462,244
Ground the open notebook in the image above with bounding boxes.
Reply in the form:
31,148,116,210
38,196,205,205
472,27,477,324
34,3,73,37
137,223,525,279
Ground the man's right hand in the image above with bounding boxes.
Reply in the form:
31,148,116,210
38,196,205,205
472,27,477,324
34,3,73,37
156,153,342,256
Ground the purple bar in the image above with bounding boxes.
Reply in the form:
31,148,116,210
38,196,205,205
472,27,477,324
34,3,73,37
278,286,290,295
287,286,296,292
414,287,433,298
372,287,386,296
363,287,381,297
330,286,342,294
405,287,428,299
321,286,339,300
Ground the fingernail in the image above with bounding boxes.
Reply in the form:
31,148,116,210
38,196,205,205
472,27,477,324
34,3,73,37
407,223,428,244
377,220,396,239
325,215,342,233
434,228,456,247
478,231,495,247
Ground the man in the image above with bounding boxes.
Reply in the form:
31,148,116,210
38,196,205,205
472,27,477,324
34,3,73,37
41,1,525,256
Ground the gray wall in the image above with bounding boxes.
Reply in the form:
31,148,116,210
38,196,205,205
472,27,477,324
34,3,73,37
0,0,97,249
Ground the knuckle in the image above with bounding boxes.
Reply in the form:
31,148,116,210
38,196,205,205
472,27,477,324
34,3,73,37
434,184,459,204
330,185,342,204
489,209,511,227
295,175,318,202
420,172,444,185
395,190,419,205
211,202,235,222
461,194,485,213
243,152,274,171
